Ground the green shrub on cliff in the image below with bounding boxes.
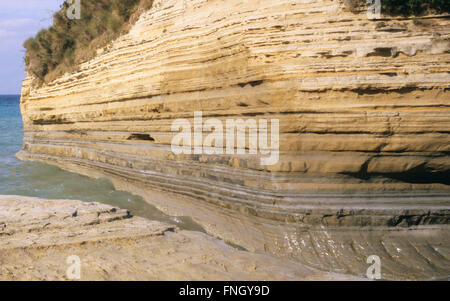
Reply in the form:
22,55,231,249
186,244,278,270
382,0,450,16
344,0,450,16
24,0,153,83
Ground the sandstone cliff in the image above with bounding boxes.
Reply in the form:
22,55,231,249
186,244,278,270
18,0,450,280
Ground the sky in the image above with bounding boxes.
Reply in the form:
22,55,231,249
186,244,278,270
0,0,65,94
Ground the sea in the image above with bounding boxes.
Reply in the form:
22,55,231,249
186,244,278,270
0,95,202,231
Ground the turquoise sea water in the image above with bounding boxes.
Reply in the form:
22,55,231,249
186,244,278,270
0,95,203,231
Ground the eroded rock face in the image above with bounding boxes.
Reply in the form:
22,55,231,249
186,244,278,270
0,195,362,280
17,0,450,279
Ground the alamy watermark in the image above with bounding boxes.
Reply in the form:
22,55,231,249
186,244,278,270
66,255,81,280
171,112,279,165
66,0,81,20
367,0,382,20
366,255,381,279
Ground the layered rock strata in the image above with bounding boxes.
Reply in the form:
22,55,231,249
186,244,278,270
18,0,450,279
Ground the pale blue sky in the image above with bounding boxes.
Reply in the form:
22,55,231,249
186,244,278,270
0,0,64,94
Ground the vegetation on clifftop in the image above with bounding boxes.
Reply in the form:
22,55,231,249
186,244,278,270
386,0,449,16
345,0,450,16
24,0,153,83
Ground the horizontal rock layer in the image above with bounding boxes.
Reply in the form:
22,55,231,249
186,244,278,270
18,0,450,279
